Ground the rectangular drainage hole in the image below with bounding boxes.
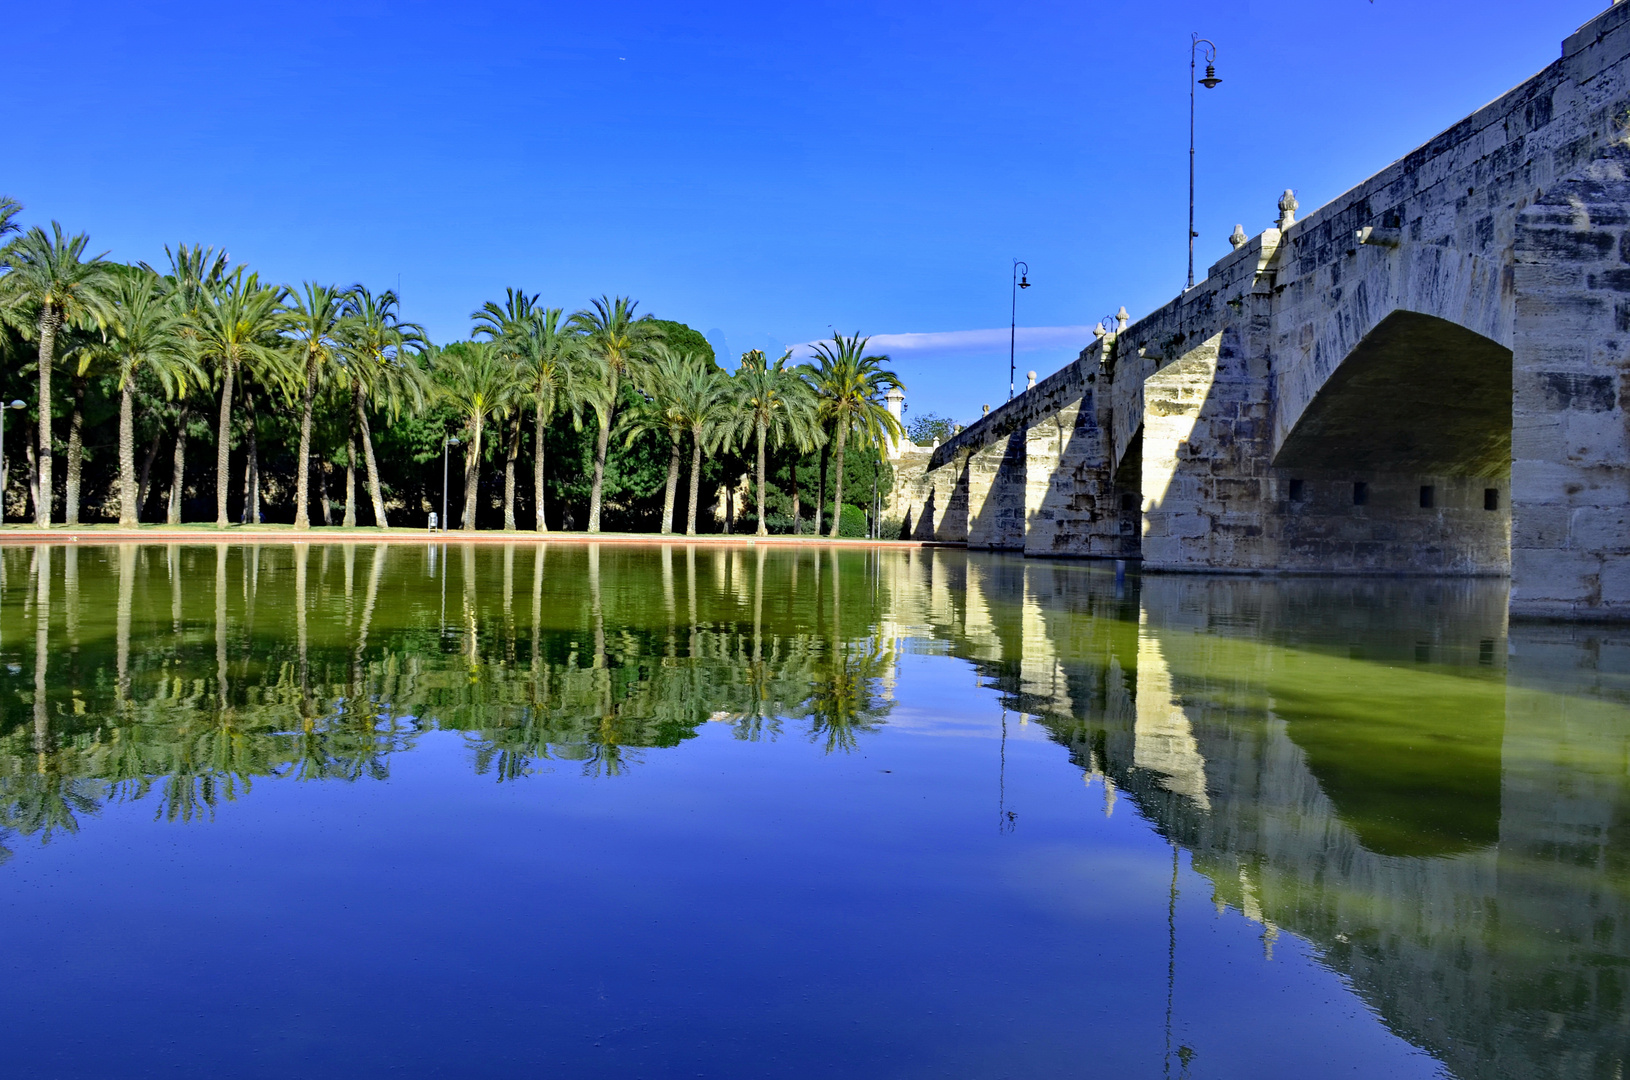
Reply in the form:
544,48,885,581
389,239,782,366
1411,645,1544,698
1352,481,1368,506
1419,485,1434,509
1484,488,1500,511
1288,478,1304,502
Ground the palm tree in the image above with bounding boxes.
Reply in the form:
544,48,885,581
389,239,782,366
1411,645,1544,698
0,223,116,526
664,355,727,536
724,350,821,536
187,267,289,527
151,245,231,524
102,268,201,525
433,341,516,531
337,286,427,528
806,333,904,538
55,321,106,526
567,296,662,533
476,299,580,532
286,283,348,529
618,345,694,535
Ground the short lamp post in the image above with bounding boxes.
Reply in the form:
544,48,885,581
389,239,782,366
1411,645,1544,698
0,399,25,524
1189,33,1222,290
1010,260,1031,401
441,436,460,532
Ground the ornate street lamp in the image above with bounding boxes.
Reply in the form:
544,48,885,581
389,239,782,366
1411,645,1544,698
1189,33,1222,290
1010,260,1031,401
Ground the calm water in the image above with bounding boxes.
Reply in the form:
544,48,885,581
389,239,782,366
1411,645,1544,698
1,542,1626,1079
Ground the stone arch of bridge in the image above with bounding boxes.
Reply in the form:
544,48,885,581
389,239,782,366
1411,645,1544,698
1270,243,1511,462
1271,309,1513,479
1269,308,1513,575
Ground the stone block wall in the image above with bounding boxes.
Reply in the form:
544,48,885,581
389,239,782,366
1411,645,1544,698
1511,145,1630,617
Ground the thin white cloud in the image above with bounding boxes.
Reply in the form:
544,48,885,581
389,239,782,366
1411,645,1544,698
791,326,1096,358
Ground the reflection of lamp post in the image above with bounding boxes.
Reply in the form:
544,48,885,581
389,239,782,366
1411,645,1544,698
441,436,460,532
1009,260,1031,401
1188,33,1222,290
0,399,24,524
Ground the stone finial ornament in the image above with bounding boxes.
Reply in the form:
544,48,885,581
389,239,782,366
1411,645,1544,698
1116,306,1129,332
1093,323,1107,339
1027,370,1037,390
1278,189,1299,229
1230,224,1248,249
982,404,990,416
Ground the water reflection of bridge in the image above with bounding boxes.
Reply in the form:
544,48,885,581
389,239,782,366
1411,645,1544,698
882,548,1629,1080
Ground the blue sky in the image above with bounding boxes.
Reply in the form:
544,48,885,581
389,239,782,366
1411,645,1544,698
5,0,1610,426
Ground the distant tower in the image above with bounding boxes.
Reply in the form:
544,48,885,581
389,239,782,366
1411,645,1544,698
885,386,906,458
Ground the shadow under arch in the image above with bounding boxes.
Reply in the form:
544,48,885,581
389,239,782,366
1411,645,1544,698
1273,309,1513,477
1267,309,1514,575
1272,669,1506,858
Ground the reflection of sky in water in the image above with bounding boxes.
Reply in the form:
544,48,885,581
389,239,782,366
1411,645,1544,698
0,543,1623,1079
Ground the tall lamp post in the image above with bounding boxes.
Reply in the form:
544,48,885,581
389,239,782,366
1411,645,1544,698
0,399,25,524
1188,33,1222,290
1009,260,1031,401
440,436,460,531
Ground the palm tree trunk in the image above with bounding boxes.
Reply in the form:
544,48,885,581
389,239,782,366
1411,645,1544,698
587,369,617,534
293,354,316,529
461,411,483,531
241,394,259,525
662,432,680,535
343,432,357,528
26,442,38,525
168,407,189,525
137,426,162,521
533,398,549,532
214,358,234,528
320,462,334,526
503,414,519,530
828,423,849,538
815,441,828,536
35,307,56,527
119,377,138,526
65,372,86,526
791,461,801,533
755,418,768,536
686,432,703,536
356,386,389,528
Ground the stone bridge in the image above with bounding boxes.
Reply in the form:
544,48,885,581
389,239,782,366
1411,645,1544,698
888,3,1630,620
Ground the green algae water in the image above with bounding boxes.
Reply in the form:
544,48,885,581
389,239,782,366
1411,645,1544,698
0,541,1625,1079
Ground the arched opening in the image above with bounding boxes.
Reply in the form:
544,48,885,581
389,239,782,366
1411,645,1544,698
1275,310,1512,475
1270,310,1513,574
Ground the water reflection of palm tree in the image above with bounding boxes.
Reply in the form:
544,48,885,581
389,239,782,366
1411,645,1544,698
799,548,892,751
803,637,893,753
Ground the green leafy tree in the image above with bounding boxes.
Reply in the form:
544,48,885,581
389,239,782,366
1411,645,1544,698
806,333,903,537
567,296,663,533
724,350,822,535
907,412,955,446
0,223,116,526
